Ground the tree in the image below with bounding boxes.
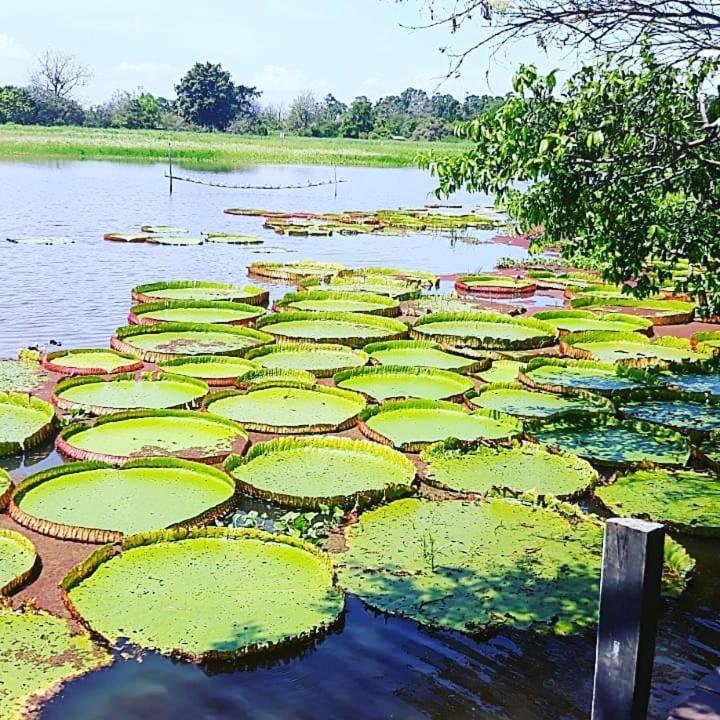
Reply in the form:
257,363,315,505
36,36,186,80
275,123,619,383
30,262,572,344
30,51,91,98
461,93,504,120
286,92,319,134
400,87,430,116
430,93,462,122
0,86,36,124
340,96,376,138
112,92,162,129
419,50,720,315
30,90,85,125
175,62,254,130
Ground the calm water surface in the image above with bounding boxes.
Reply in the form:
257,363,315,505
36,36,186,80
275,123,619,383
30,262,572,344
0,160,717,720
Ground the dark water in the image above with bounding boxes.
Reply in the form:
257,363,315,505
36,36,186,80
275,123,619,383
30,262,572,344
0,160,718,720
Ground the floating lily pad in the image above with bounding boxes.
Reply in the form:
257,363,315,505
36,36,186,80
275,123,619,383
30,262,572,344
422,439,598,498
618,388,720,435
527,415,690,468
595,468,720,535
205,233,264,244
57,409,248,464
246,343,368,378
103,232,151,243
148,235,204,246
534,310,652,334
342,267,438,289
476,360,525,384
335,365,474,402
403,295,507,317
61,527,344,661
225,436,415,508
10,458,237,543
659,370,720,397
0,469,10,510
131,281,269,306
6,235,74,245
411,312,558,351
0,606,111,718
43,348,143,376
52,373,208,415
561,331,711,368
570,296,695,325
336,497,684,636
205,383,366,434
467,382,612,420
0,528,37,595
111,323,274,362
129,300,265,326
455,274,537,296
257,312,407,348
693,331,720,354
359,400,521,451
275,291,401,317
0,393,56,457
249,261,344,282
236,367,317,389
157,355,259,386
519,358,648,396
0,360,48,393
303,275,421,300
364,340,488,373
140,225,188,234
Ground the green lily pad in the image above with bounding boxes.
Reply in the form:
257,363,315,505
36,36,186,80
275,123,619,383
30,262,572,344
246,343,368,378
455,274,537,296
337,497,687,636
527,415,690,468
129,300,265,326
0,393,56,457
205,233,263,244
205,383,366,433
570,296,695,325
236,367,317,389
249,261,344,282
422,439,598,498
43,348,143,376
61,527,344,661
659,371,720,397
520,358,648,396
6,235,74,245
0,360,48,393
0,468,10,510
403,295,501,317
476,360,525,384
335,365,474,402
359,400,521,451
467,382,612,420
140,225,188,234
0,607,111,719
618,389,720,435
0,529,36,595
11,458,237,542
275,290,400,317
225,436,415,508
112,323,273,362
52,373,209,415
344,266,438,289
157,356,259,386
131,281,269,306
693,331,720,353
411,312,558,351
149,236,203,246
303,275,421,300
534,310,652,334
257,312,407,348
58,409,248,464
104,232,151,243
595,468,720,535
364,340,488,373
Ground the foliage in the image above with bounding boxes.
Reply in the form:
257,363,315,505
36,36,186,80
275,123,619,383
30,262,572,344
230,504,346,545
111,92,163,130
340,96,375,138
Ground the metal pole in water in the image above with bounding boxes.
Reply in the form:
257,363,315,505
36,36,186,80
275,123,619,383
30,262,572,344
591,517,665,720
168,142,173,195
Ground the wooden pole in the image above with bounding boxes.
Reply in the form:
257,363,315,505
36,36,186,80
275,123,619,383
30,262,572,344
168,142,173,195
591,518,665,720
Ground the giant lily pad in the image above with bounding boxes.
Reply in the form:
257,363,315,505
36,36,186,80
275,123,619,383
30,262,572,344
104,232,151,243
342,266,438,289
359,400,521,452
43,348,143,376
157,355,259,386
422,439,598,498
0,606,111,718
561,331,711,368
0,360,48,393
0,469,11,510
111,322,274,362
0,529,36,595
140,225,188,234
275,291,401,317
693,331,720,355
205,383,366,434
0,393,56,457
534,310,652,334
660,370,720,397
595,468,720,535
225,436,415,508
519,358,648,396
257,312,407,348
410,312,558,351
467,382,612,420
61,527,344,661
364,340,488,373
236,367,317,389
10,458,237,543
476,360,525,384
455,274,537,296
403,295,508,317
129,300,265,326
148,235,203,246
204,233,264,244
527,415,690,468
52,373,209,415
570,296,695,325
337,497,692,635
335,365,474,402
245,343,368,378
131,281,269,307
302,275,421,300
6,235,74,245
57,409,248,464
249,261,344,282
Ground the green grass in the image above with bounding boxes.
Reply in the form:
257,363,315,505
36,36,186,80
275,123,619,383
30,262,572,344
0,124,471,168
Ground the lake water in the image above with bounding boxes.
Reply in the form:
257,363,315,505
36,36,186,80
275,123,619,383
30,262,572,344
0,160,718,720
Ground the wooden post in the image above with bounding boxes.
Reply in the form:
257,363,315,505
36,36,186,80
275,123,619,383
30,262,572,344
168,142,173,195
591,518,665,720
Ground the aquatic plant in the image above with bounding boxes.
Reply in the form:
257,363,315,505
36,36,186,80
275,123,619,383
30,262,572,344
245,342,368,378
43,348,143,376
0,359,48,393
0,529,37,595
0,392,56,457
157,355,259,386
131,280,269,306
235,367,317,389
455,274,537,297
274,290,401,317
248,261,345,282
476,359,525,384
534,309,652,334
364,339,488,373
570,295,695,325
128,300,265,326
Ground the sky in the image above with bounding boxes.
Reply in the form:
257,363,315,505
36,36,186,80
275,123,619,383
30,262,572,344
0,0,575,107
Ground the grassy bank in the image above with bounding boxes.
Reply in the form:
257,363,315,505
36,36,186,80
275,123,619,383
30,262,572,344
0,125,470,168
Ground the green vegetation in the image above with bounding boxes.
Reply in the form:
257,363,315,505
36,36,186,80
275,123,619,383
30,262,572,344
660,370,720,397
275,291,401,317
0,529,37,594
0,359,48,393
364,339,487,373
0,392,56,457
477,360,524,384
246,342,368,378
249,261,345,282
131,280,269,306
129,300,266,326
533,310,652,334
618,389,720,435
157,355,259,385
43,348,142,376
236,367,317,389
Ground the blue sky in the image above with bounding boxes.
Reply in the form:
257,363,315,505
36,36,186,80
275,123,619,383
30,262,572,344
1,0,574,106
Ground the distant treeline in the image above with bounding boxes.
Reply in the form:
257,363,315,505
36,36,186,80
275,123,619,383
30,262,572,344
0,58,505,140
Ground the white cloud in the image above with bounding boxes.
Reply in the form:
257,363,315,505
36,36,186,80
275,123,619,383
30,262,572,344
0,34,29,61
253,64,329,104
118,61,174,74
